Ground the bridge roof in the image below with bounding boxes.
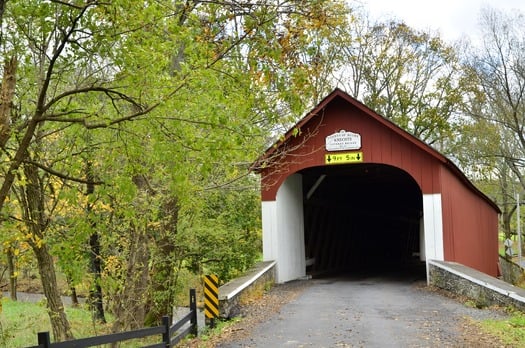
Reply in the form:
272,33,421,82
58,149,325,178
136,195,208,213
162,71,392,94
254,88,500,213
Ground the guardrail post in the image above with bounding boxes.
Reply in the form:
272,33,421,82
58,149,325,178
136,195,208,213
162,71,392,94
189,288,197,336
162,315,171,347
37,332,51,348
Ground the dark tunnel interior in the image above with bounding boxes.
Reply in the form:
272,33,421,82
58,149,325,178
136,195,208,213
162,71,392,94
301,163,425,277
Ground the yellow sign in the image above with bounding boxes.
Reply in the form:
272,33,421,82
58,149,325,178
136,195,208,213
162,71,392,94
325,152,363,165
204,274,219,319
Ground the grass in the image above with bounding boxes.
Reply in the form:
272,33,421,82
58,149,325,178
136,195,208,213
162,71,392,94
0,298,110,347
479,309,525,347
179,317,241,348
0,300,45,347
0,298,161,348
196,317,240,341
0,264,207,348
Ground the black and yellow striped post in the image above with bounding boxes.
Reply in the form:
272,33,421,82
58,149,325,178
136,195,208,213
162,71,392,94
204,274,219,327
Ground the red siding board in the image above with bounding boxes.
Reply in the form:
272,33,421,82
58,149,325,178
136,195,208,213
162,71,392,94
440,167,499,276
389,134,401,168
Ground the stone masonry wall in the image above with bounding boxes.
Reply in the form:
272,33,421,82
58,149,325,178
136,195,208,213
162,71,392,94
499,255,523,285
429,261,525,311
219,261,276,319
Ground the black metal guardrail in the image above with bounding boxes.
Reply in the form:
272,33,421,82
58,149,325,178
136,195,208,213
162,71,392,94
25,289,197,348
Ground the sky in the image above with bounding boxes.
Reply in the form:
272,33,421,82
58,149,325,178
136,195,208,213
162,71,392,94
355,0,525,42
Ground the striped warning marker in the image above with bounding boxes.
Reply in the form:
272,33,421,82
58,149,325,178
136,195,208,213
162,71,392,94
204,274,219,319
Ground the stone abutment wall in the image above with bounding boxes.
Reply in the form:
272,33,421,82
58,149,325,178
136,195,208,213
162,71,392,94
219,261,276,319
428,260,525,311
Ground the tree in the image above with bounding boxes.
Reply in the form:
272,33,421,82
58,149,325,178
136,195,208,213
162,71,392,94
338,14,465,149
1,0,351,339
461,7,525,245
453,117,516,240
464,8,525,190
15,161,74,340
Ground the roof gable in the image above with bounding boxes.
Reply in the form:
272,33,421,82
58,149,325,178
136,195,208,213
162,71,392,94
256,88,448,168
255,88,499,213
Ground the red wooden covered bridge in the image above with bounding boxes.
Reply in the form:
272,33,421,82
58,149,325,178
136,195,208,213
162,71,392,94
254,89,500,283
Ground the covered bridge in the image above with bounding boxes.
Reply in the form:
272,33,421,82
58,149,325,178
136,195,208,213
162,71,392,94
254,89,500,283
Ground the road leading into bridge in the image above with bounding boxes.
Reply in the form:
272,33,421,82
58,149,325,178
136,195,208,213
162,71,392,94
217,274,505,347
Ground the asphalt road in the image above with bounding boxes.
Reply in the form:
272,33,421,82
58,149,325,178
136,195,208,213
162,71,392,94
218,273,505,348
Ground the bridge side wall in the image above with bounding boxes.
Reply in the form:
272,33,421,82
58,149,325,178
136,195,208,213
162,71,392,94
219,261,276,319
262,174,305,283
499,255,523,285
428,260,525,311
422,193,444,263
440,167,499,276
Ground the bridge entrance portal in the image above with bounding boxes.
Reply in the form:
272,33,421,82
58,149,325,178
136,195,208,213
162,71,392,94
302,163,424,277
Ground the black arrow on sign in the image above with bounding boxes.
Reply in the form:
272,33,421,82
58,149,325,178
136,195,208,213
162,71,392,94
356,153,361,160
327,155,332,163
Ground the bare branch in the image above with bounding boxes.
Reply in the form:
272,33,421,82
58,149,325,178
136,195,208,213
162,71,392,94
36,3,95,117
24,160,104,186
43,86,143,115
48,0,85,10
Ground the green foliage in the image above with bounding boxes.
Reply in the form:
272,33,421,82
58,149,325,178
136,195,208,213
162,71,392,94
177,185,262,282
458,7,525,235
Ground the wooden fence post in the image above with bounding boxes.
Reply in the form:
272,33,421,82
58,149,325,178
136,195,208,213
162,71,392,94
37,332,51,348
189,288,197,336
162,315,171,347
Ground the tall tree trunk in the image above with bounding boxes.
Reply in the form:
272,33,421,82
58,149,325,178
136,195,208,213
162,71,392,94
88,231,105,322
0,0,6,45
32,242,74,341
112,225,150,332
64,273,79,307
86,160,106,322
145,197,179,326
0,56,17,147
500,165,517,258
67,276,79,307
20,162,73,341
6,247,17,300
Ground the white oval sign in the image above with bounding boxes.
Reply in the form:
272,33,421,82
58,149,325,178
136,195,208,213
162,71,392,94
326,130,361,151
